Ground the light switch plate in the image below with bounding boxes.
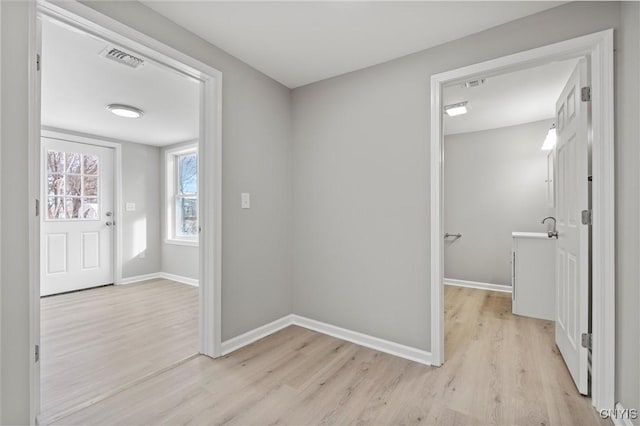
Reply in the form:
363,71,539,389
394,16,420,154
241,193,251,209
126,202,136,212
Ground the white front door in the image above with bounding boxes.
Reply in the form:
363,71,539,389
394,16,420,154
554,59,590,395
41,138,115,296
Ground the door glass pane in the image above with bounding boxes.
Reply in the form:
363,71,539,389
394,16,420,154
48,174,64,196
47,151,64,173
83,155,98,175
45,149,100,220
65,152,82,174
82,198,99,219
65,198,81,219
178,197,198,236
47,197,65,219
84,176,98,196
65,175,82,196
178,153,197,194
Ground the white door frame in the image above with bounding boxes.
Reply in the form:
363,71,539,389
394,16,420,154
40,128,123,289
28,0,223,421
430,30,615,411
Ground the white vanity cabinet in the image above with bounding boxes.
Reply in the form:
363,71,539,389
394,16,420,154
511,232,556,321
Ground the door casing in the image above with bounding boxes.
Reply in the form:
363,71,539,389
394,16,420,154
429,30,615,412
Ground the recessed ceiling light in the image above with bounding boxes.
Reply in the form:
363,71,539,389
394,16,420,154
444,101,468,117
107,104,144,119
541,124,557,151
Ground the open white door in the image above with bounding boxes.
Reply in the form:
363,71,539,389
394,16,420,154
554,59,590,395
41,138,114,296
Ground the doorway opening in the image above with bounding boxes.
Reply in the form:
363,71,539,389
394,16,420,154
440,56,598,420
430,30,615,413
29,1,223,423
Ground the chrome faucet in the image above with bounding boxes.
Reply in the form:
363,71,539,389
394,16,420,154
541,216,558,239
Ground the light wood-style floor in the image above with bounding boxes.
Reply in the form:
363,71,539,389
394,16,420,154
50,285,606,426
41,279,198,425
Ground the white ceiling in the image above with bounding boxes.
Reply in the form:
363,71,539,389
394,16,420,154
443,58,579,135
142,1,564,89
41,18,200,146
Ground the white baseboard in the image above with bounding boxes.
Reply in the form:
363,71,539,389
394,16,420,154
118,272,162,285
219,313,432,366
292,315,432,365
159,272,199,287
118,272,198,287
445,278,511,293
221,314,295,355
610,403,637,426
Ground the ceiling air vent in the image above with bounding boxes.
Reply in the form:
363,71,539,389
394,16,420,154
100,47,145,69
462,78,486,89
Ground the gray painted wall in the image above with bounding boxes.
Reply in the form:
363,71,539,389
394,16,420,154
120,140,162,279
616,0,640,419
444,119,551,286
292,0,638,410
1,2,31,422
162,243,198,279
160,141,198,280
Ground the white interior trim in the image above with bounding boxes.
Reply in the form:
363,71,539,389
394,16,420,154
292,315,433,365
588,29,616,413
164,239,199,247
220,314,433,366
221,315,294,356
29,1,224,422
117,272,198,287
28,4,41,421
119,272,198,287
430,30,615,411
164,143,199,247
444,278,512,293
118,273,163,285
159,272,198,287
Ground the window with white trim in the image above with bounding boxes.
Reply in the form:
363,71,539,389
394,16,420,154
166,145,198,245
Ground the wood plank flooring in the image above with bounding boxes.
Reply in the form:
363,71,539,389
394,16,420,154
40,279,198,425
52,286,606,425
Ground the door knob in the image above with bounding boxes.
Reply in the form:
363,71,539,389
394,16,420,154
106,221,113,226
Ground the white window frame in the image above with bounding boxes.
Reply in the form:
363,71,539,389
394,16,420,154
165,144,199,246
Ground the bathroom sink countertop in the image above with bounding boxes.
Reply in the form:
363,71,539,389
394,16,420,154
512,232,552,239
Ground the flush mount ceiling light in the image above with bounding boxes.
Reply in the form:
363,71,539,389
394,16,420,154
444,101,468,117
107,104,144,119
541,124,557,151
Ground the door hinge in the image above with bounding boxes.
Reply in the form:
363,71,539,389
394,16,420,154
581,209,592,225
36,54,41,71
35,344,40,363
581,86,591,102
581,332,592,350
35,198,40,217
